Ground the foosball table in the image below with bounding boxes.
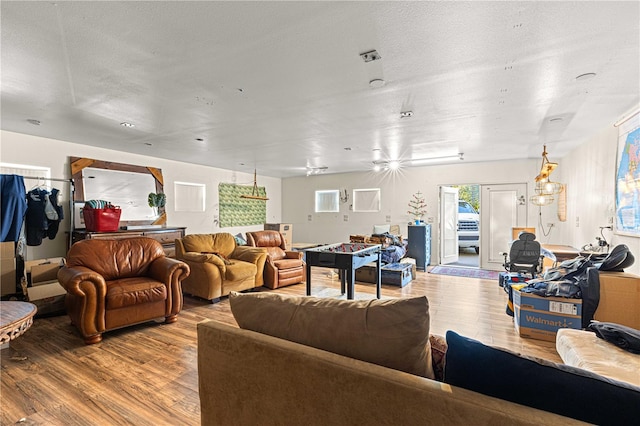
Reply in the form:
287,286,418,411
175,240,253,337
304,242,382,299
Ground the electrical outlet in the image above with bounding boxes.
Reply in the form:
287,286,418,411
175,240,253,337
307,215,312,222
385,215,391,222
547,223,555,228
575,216,580,227
608,216,614,224
427,217,434,223
343,215,349,222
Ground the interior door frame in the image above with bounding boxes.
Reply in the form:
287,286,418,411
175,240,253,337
479,183,528,270
439,186,459,265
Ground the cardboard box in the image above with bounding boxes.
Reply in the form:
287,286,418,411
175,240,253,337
594,272,640,329
25,257,65,284
513,289,582,342
1,258,17,296
22,279,66,317
264,223,293,250
0,241,15,259
22,258,66,316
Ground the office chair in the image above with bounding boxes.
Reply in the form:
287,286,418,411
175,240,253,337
501,232,543,278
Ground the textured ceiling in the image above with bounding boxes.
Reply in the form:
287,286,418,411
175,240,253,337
1,1,639,178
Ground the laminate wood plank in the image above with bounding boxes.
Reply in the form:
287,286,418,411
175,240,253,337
1,269,565,425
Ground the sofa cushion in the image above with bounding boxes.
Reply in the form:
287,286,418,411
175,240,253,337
182,233,236,257
229,292,433,378
106,277,167,309
556,328,640,387
224,261,257,281
444,330,640,425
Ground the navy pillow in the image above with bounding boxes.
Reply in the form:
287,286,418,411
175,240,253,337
444,330,640,425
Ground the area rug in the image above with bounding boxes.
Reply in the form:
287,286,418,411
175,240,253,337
429,266,500,280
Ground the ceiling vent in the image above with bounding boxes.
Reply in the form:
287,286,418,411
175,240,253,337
360,50,381,62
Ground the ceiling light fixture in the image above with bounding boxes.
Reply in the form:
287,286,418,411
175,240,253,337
575,72,596,81
409,153,464,166
306,166,328,176
400,111,413,118
530,145,563,206
120,122,135,128
369,79,386,88
27,119,41,126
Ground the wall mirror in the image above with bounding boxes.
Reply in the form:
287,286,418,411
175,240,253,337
71,157,166,227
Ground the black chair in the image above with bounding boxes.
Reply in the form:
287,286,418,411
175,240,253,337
502,232,543,278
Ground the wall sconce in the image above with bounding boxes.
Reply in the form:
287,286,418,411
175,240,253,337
340,189,349,203
530,145,563,206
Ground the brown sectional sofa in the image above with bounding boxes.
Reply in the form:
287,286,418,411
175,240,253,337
197,319,583,425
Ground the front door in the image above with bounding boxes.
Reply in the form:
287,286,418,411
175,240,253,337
439,186,459,265
480,183,528,270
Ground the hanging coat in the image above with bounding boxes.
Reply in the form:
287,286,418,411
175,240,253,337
25,187,63,246
0,174,28,243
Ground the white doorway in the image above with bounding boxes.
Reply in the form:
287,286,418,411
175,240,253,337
479,183,528,270
439,186,459,265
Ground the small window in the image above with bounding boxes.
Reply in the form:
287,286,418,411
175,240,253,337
353,188,381,212
174,182,206,212
315,190,339,212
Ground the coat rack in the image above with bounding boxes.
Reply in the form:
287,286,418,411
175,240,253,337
240,170,269,201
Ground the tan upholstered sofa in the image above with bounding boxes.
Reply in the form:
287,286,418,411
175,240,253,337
175,233,267,302
197,292,594,425
198,320,583,425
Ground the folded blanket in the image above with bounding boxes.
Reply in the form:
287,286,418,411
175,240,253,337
588,322,640,354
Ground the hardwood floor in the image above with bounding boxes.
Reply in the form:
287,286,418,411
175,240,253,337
1,268,560,425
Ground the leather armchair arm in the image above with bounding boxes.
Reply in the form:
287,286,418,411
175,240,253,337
181,252,226,274
284,251,303,260
57,265,108,339
232,246,267,263
232,246,268,286
149,257,191,317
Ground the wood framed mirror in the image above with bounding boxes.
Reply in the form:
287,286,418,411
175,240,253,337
70,157,166,227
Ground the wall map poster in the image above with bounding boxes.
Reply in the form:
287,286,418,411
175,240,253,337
615,112,640,236
218,183,266,227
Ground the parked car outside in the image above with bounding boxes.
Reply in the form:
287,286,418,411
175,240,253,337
458,201,480,254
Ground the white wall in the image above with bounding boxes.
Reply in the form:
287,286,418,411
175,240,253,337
282,158,552,258
0,130,282,260
282,125,639,276
561,125,640,275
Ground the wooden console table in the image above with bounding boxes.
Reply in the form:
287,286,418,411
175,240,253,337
71,227,186,257
1,301,37,349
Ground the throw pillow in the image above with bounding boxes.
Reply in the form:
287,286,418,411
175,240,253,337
429,334,447,382
229,292,434,378
234,233,247,246
444,331,640,424
373,224,391,235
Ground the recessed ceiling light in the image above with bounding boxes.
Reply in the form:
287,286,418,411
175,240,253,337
369,79,386,88
400,111,413,118
344,147,352,151
549,117,563,123
144,142,153,146
196,138,204,142
120,122,135,128
27,119,41,126
576,73,596,81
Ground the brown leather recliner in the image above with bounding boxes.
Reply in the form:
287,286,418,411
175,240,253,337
58,237,190,345
246,230,305,289
175,233,268,302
